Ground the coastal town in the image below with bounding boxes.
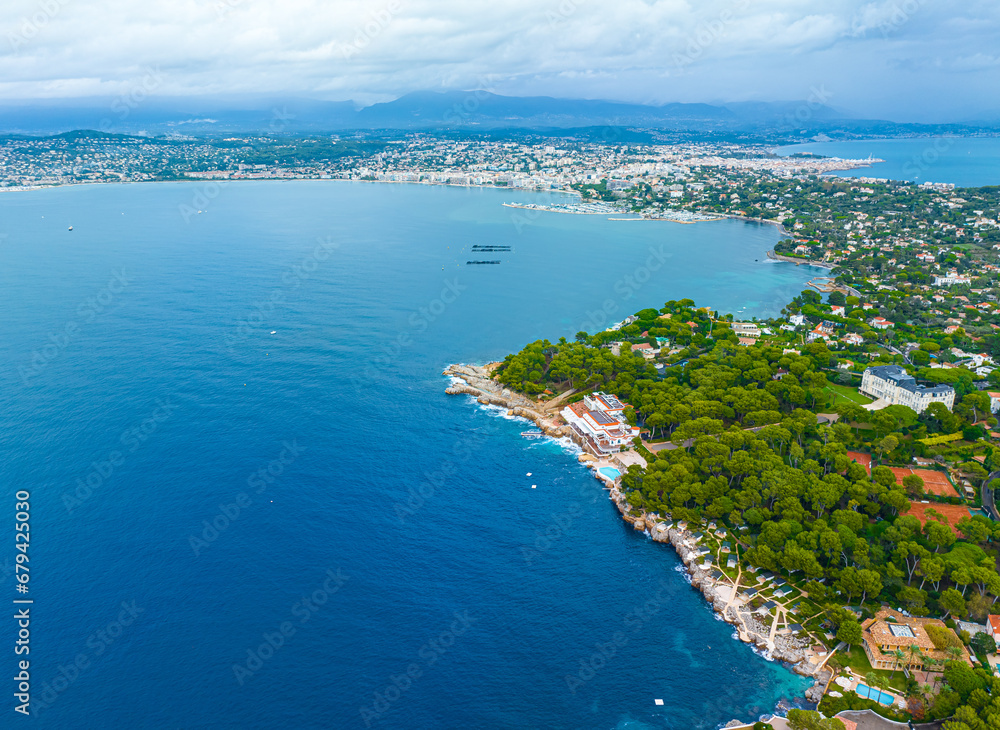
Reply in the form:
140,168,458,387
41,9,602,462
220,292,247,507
0,131,879,195
8,128,1000,728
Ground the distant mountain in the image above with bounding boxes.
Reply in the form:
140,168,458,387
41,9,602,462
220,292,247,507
0,91,994,138
0,91,845,135
353,90,744,128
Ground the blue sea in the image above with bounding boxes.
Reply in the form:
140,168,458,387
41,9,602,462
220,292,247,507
0,181,815,729
775,136,1000,188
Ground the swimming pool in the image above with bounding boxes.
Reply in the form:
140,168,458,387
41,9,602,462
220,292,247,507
598,467,621,480
855,684,895,705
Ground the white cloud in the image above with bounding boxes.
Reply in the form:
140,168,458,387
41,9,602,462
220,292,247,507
0,0,997,119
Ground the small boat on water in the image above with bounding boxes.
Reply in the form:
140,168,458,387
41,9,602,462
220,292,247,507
520,430,543,439
68,226,73,231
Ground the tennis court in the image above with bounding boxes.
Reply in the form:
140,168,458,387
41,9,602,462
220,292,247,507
904,502,972,535
889,467,958,497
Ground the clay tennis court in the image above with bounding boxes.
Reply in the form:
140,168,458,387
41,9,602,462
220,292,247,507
904,502,973,535
889,467,958,497
846,451,871,472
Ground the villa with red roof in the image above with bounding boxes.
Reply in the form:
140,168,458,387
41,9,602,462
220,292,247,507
561,392,640,456
862,608,971,671
988,615,1000,641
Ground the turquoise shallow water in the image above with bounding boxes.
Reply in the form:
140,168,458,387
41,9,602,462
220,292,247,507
776,136,1000,187
0,180,813,729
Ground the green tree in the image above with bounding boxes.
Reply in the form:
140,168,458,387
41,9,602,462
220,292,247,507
836,619,862,646
902,474,925,497
939,588,967,619
787,709,846,730
971,631,997,656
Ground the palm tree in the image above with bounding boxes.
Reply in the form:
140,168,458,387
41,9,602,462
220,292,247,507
873,673,890,693
865,671,878,692
945,645,963,662
889,649,906,680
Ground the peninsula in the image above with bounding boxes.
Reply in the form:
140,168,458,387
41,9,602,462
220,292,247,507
446,282,1000,728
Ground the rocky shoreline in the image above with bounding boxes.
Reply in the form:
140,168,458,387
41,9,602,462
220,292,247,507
444,363,830,708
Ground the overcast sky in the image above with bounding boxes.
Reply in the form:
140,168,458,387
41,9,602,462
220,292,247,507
1,0,998,121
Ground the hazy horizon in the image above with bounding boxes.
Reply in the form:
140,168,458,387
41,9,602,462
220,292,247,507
3,0,999,124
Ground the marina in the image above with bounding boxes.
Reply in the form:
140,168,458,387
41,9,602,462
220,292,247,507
502,200,618,215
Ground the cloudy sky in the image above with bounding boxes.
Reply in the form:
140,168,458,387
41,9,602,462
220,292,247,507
2,0,998,121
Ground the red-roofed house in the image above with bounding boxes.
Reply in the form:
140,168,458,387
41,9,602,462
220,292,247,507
631,343,657,359
561,393,640,455
870,316,893,330
988,615,1000,641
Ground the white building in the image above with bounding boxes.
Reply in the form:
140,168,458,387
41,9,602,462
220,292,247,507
934,271,972,287
561,392,640,455
732,322,761,338
860,365,955,413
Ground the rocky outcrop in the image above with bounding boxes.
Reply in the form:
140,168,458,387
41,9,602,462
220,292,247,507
444,364,577,442
444,364,827,706
606,481,828,703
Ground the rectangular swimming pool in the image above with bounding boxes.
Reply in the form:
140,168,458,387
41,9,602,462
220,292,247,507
856,683,895,705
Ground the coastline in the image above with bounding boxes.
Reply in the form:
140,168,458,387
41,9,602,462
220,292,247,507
443,363,831,710
765,249,838,271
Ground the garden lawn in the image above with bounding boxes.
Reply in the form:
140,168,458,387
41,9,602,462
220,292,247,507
835,644,909,693
823,382,874,408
